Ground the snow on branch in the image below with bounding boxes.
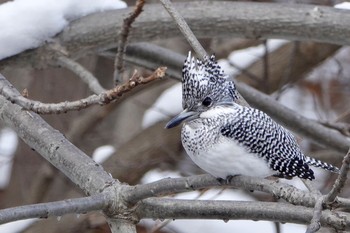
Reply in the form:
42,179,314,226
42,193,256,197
0,0,126,60
3,2,350,70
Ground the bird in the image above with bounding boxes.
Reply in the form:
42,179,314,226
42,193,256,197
165,52,339,181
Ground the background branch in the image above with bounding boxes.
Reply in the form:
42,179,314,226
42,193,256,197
56,56,106,94
2,2,350,70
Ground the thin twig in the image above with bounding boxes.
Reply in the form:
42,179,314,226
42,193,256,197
0,67,166,114
159,0,207,59
56,56,106,94
227,60,263,86
306,196,324,233
324,148,350,204
114,0,145,85
262,40,270,93
150,219,172,233
320,121,350,137
302,179,322,196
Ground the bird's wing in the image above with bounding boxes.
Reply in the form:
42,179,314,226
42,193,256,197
220,106,314,180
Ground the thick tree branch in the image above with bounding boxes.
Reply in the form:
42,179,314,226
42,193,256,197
0,74,115,195
0,194,108,224
136,198,350,231
2,2,350,70
126,174,317,208
0,73,138,231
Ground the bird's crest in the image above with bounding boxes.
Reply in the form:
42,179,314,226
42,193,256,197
182,52,238,109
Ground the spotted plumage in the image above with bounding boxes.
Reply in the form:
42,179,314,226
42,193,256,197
166,52,339,180
182,51,238,110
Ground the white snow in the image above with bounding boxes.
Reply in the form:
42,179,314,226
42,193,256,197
219,39,288,77
335,2,350,10
0,219,37,233
0,0,127,60
277,88,319,120
92,145,116,164
0,127,18,189
142,83,182,129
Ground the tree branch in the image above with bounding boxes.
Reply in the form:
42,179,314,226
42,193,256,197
306,197,324,233
0,67,166,114
159,0,207,59
126,174,317,207
0,74,115,195
325,148,350,204
114,0,145,84
136,198,350,231
56,55,106,94
0,194,108,224
2,2,350,70
0,73,140,231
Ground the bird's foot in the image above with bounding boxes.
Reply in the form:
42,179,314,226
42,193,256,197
272,173,293,180
217,175,237,185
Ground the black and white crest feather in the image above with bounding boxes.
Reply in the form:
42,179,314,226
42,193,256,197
182,52,238,109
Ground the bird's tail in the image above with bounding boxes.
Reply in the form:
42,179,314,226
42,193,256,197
305,156,339,173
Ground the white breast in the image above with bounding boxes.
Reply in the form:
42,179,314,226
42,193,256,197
183,133,275,179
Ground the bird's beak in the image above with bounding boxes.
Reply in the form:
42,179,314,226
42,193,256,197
165,109,198,129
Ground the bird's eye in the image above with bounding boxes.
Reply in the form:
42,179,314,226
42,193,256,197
202,97,212,107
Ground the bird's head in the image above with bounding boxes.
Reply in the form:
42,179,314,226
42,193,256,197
165,52,237,128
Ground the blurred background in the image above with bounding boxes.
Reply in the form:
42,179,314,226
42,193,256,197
0,0,349,232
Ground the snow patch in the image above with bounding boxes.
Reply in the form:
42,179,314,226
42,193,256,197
335,2,350,10
0,0,126,60
0,219,37,233
222,39,288,77
92,145,116,164
142,83,182,129
0,128,18,189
